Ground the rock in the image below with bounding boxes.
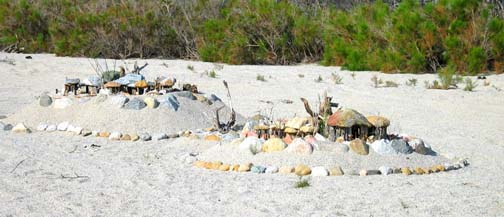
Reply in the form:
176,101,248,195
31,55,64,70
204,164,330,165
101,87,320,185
238,163,252,172
140,133,151,141
265,166,279,174
91,131,99,137
210,161,222,170
194,94,212,105
251,166,266,174
124,98,146,110
359,169,381,176
108,132,121,140
121,134,131,141
390,139,413,154
409,138,430,155
81,130,92,137
294,164,311,176
39,94,52,107
193,161,206,168
221,131,239,141
414,167,425,175
53,98,73,109
286,138,313,155
109,95,129,108
314,133,326,142
334,143,350,153
174,91,196,100
401,168,412,175
160,94,180,111
304,135,318,149
336,137,344,143
349,138,369,155
379,166,393,176
218,164,230,171
57,122,70,131
393,168,402,174
344,169,360,176
69,126,83,135
329,166,344,176
311,167,329,176
262,138,286,152
444,163,455,171
144,97,159,109
279,166,294,174
204,94,221,102
46,125,57,132
99,131,110,138
204,134,221,142
231,165,240,172
37,123,48,131
4,123,13,131
12,123,30,133
153,133,168,140
239,137,264,155
167,133,179,139
285,117,308,129
130,134,140,141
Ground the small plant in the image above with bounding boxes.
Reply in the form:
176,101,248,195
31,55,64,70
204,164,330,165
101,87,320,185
384,80,399,87
298,74,305,78
256,74,266,82
294,176,310,188
187,65,194,71
463,78,478,91
438,65,456,89
331,73,343,84
371,74,383,88
351,72,356,80
207,70,217,78
315,75,323,83
405,78,417,87
426,80,443,89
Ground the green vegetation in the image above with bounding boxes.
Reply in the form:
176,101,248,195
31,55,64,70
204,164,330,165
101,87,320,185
294,177,310,188
463,78,478,91
406,78,418,87
331,73,343,84
256,74,267,82
207,70,217,78
0,0,503,75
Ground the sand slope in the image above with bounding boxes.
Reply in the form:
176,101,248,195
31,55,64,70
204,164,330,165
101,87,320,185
1,53,504,216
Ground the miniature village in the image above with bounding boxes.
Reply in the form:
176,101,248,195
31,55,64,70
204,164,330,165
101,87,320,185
3,63,469,177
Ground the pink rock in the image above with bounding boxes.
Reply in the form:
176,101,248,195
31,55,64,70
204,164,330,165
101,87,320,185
286,138,313,155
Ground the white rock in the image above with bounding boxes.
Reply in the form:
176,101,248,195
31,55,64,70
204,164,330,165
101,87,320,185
53,98,73,109
69,126,83,135
109,95,129,108
109,132,122,140
265,166,279,174
57,122,70,131
239,137,264,155
370,139,397,155
37,123,48,131
153,133,168,140
311,166,329,176
91,131,99,136
379,166,393,175
46,125,57,132
12,123,30,133
314,133,327,142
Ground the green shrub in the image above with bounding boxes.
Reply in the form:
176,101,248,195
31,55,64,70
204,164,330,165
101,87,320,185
463,78,478,91
256,74,266,82
294,177,310,188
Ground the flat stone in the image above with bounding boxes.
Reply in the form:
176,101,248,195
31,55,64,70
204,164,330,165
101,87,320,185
359,169,381,176
46,125,57,132
120,134,131,141
57,122,70,131
140,133,152,141
238,163,252,172
294,164,311,176
286,138,313,155
153,133,168,141
311,167,329,176
160,94,179,111
401,168,412,175
99,131,110,137
414,167,425,175
210,161,222,170
265,166,279,174
109,132,122,140
329,166,344,176
279,166,294,174
408,138,430,155
131,134,140,141
349,138,369,155
174,91,196,100
390,139,413,154
69,126,83,135
123,98,146,110
12,123,30,133
204,134,221,142
251,166,266,174
379,166,393,176
37,123,48,131
218,164,231,171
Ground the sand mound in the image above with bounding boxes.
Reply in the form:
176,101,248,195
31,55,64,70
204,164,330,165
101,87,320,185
5,93,243,134
198,141,452,172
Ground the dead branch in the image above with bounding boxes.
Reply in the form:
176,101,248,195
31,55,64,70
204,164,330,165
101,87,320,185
60,172,89,180
10,158,27,173
300,97,315,117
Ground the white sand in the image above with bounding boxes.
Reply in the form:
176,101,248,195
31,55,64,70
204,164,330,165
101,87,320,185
1,53,504,216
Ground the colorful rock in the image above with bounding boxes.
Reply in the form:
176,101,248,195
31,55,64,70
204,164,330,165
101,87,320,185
262,138,286,152
279,166,294,174
204,134,222,142
286,138,313,155
294,164,311,176
349,138,369,155
329,166,344,176
218,164,231,171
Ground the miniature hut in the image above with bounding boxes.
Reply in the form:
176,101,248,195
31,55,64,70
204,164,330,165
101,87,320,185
104,81,121,94
284,127,298,138
327,109,372,141
366,116,390,140
157,78,176,91
269,122,285,138
64,78,80,96
254,124,269,139
79,76,102,95
134,80,148,95
299,125,315,137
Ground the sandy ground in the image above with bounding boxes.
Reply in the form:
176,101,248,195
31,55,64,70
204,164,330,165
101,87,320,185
0,53,504,216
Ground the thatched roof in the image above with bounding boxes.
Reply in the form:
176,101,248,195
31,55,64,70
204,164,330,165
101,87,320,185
104,81,120,88
327,109,371,128
367,116,390,128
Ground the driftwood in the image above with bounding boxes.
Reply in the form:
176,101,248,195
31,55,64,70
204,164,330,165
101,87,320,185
10,158,27,173
300,92,339,136
214,80,236,133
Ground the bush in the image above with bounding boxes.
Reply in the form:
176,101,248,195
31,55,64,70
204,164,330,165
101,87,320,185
463,78,478,91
